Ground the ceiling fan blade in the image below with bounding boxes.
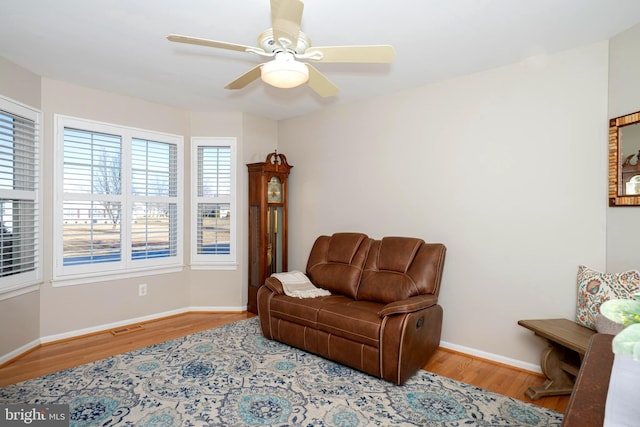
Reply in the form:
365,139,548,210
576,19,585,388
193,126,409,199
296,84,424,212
167,34,255,53
306,45,395,63
305,64,339,97
224,65,263,90
270,0,304,48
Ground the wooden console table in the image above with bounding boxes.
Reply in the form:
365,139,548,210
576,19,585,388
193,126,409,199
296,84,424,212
518,318,596,399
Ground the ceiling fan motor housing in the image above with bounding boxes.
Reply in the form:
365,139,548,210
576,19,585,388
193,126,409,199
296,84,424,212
258,29,310,54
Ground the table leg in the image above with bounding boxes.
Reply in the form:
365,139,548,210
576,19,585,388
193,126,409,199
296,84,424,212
525,343,576,400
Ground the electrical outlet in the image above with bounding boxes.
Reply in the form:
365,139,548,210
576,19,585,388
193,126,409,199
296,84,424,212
138,283,147,296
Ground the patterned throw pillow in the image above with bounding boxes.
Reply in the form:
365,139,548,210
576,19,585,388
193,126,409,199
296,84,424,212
576,265,640,329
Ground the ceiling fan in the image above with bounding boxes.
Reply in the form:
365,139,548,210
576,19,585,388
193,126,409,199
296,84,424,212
167,0,395,97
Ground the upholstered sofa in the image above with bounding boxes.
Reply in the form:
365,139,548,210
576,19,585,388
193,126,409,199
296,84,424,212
257,232,446,385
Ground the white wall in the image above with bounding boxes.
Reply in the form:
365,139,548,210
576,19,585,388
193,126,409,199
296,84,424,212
607,23,640,272
278,42,609,367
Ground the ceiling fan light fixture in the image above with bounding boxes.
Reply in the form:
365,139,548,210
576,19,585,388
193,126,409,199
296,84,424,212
261,53,309,89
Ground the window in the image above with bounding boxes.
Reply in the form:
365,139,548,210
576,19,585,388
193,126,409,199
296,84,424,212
0,96,40,294
54,116,182,283
191,137,236,268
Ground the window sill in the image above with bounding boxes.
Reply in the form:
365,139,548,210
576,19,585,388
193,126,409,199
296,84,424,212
190,262,238,271
51,265,185,287
0,282,41,301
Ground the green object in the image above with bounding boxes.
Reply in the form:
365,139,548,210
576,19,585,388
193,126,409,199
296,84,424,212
600,293,640,361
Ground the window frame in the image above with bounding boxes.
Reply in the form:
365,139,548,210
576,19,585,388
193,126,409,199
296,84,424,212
53,115,183,285
0,95,42,298
190,137,237,269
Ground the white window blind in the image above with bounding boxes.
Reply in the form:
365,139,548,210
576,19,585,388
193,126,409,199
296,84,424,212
55,115,183,283
131,138,178,260
191,138,236,267
0,97,40,291
63,128,123,266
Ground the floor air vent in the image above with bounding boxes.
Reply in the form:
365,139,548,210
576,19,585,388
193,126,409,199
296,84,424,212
110,324,144,336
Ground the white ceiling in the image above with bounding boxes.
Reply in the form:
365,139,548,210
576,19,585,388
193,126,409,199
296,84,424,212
2,0,640,120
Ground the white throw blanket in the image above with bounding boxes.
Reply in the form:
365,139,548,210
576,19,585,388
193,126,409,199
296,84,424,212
271,271,331,298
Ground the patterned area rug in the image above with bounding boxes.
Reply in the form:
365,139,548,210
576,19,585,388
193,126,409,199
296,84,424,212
0,317,563,426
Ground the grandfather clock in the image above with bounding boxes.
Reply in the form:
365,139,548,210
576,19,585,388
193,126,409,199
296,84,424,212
247,151,293,314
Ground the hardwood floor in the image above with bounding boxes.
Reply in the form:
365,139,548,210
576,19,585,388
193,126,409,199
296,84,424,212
0,312,254,387
0,312,568,413
423,348,569,413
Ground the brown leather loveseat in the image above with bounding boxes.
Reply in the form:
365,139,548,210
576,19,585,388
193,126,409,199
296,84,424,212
257,232,446,385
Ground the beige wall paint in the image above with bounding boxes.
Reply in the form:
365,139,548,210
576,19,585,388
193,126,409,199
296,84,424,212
0,56,40,108
239,114,279,304
607,23,640,272
39,271,189,338
0,58,41,359
278,42,609,367
0,290,40,363
608,24,640,119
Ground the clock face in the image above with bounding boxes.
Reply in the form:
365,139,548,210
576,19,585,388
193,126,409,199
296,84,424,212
267,177,282,203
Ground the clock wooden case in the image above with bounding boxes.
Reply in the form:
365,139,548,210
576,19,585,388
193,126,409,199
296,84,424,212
247,152,293,314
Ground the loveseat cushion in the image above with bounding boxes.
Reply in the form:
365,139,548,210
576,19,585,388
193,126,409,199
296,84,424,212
268,294,352,328
357,237,446,304
306,233,371,299
317,300,384,348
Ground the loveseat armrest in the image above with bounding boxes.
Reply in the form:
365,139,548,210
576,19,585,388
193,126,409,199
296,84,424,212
264,276,285,295
378,294,438,317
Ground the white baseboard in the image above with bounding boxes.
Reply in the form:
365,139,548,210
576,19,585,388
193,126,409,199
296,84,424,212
0,338,41,365
40,305,247,344
35,307,247,344
40,307,189,344
440,340,542,374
